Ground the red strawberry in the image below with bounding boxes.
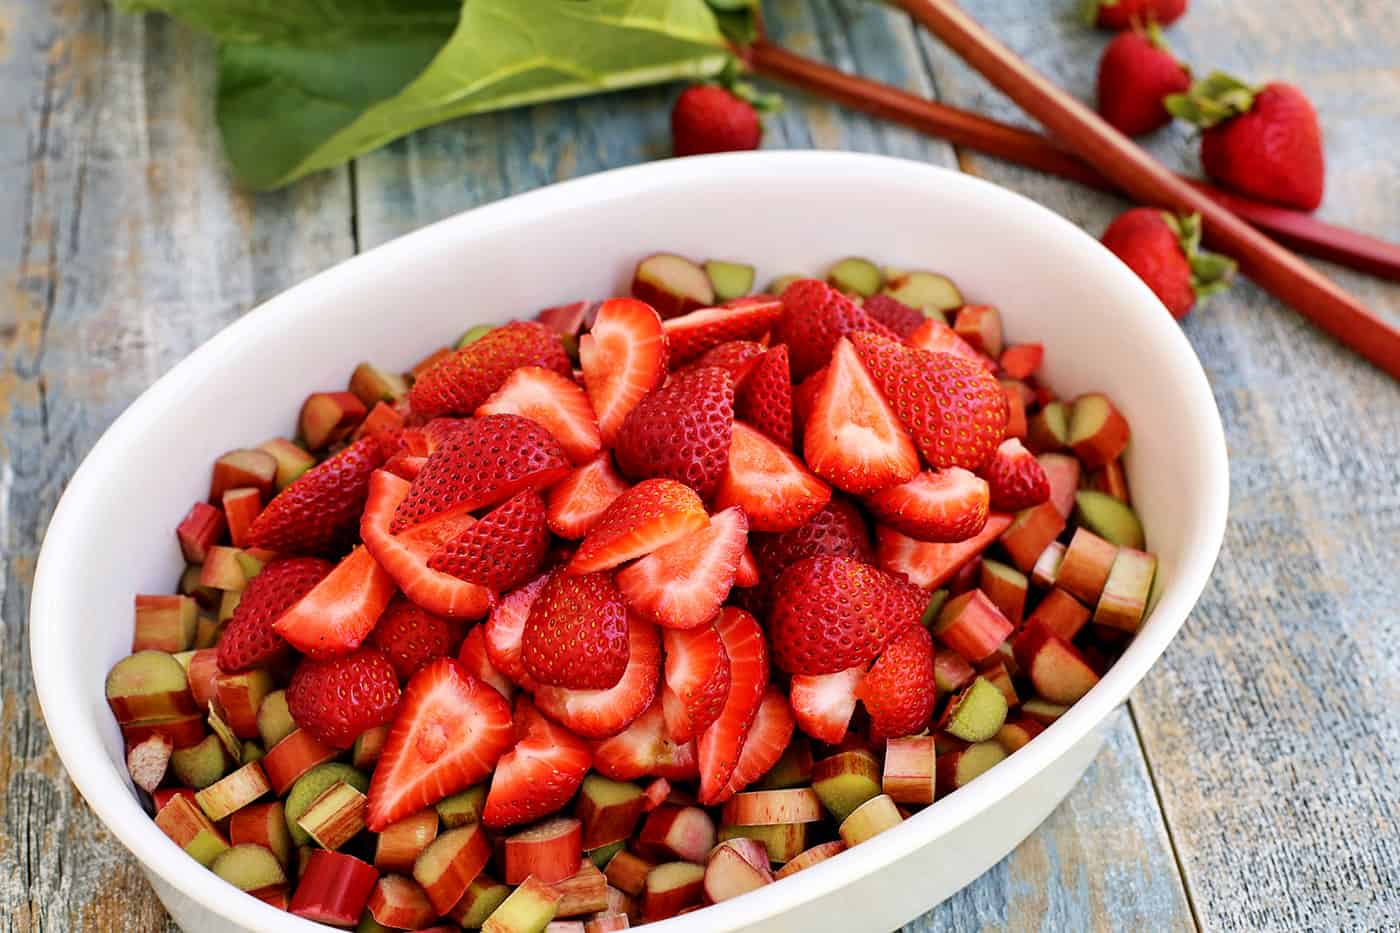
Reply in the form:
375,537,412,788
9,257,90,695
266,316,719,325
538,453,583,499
671,84,762,156
367,597,463,682
663,297,782,365
998,343,1043,381
692,340,766,380
1086,0,1186,31
774,279,891,381
905,319,992,371
1100,208,1235,319
545,454,629,539
856,625,935,741
216,557,332,672
864,468,990,542
712,422,831,534
791,366,826,438
981,438,1052,512
661,623,731,743
419,418,467,452
482,698,592,828
427,489,549,593
475,365,602,465
483,575,548,692
1167,73,1324,210
591,697,699,782
409,321,571,419
767,555,925,675
617,506,748,631
752,496,872,579
734,545,760,587
366,658,514,830
613,366,735,498
286,648,401,749
734,344,793,449
861,294,927,340
570,478,709,574
247,436,386,555
383,451,427,481
360,470,493,619
789,666,865,744
273,546,396,659
580,298,668,447
723,687,795,797
1096,28,1190,136
533,616,662,739
696,608,768,805
521,571,631,690
851,330,1009,471
457,624,515,701
804,336,919,495
391,414,568,532
874,515,1012,591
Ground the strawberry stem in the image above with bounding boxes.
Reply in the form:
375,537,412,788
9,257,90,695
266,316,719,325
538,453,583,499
1161,212,1238,303
1163,71,1259,129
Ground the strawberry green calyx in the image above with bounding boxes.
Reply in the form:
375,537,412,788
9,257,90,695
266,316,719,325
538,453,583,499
1079,0,1118,26
1161,212,1237,302
1164,71,1259,129
716,56,784,114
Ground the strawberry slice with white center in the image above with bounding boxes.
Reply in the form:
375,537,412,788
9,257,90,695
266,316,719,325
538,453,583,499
660,623,731,744
723,686,796,797
366,657,514,831
545,453,630,539
662,296,783,365
482,698,592,829
864,468,990,543
482,574,548,692
360,470,492,619
580,298,668,447
696,607,768,805
272,546,395,659
713,422,831,533
907,318,996,370
591,697,699,782
789,665,866,744
617,506,748,630
569,478,709,574
803,336,919,495
981,438,1052,512
476,365,603,465
735,545,760,587
533,616,661,739
457,624,515,701
874,514,1013,590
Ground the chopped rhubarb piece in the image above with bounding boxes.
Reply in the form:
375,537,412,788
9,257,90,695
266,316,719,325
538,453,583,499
585,914,630,933
883,736,938,805
998,343,1043,380
575,775,645,851
811,750,881,823
210,843,287,895
448,873,512,927
257,437,316,490
151,786,197,813
641,862,705,922
368,875,437,930
703,840,774,904
229,801,293,867
122,712,206,751
1002,384,1028,439
415,823,494,915
1013,620,1101,704
1021,697,1070,724
1090,457,1131,502
935,741,1007,797
349,362,409,407
374,810,439,874
774,840,845,879
296,781,367,850
979,560,1028,624
170,733,232,789
934,590,1014,663
210,448,277,503
132,594,198,654
213,668,274,739
717,822,807,864
874,514,1012,590
503,817,584,885
549,859,609,917
721,788,822,827
636,806,715,865
221,488,261,549
1031,540,1067,589
351,724,390,771
1026,401,1069,453
105,651,195,725
1067,393,1130,468
435,784,487,829
195,761,270,822
977,660,1020,707
838,794,902,846
483,874,562,933
933,648,976,696
1026,587,1092,641
940,676,1009,742
1057,527,1120,605
755,735,814,790
827,256,883,296
155,793,229,867
290,850,378,926
705,260,756,301
1094,548,1158,633
261,729,338,796
953,304,1003,357
999,501,1067,572
995,717,1045,753
1074,489,1146,549
537,299,590,337
300,390,367,450
604,851,655,897
631,253,714,319
126,733,172,793
177,502,226,564
200,546,251,592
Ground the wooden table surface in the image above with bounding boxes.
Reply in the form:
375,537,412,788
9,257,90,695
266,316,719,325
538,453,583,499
2,0,1397,930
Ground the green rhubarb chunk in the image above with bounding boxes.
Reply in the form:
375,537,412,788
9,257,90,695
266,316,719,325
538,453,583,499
881,269,964,312
1074,490,1146,550
207,702,242,762
457,875,512,928
766,274,804,295
812,750,881,822
357,915,395,933
219,589,242,623
587,839,626,869
241,741,264,763
257,690,296,749
234,551,265,582
827,257,883,297
435,783,486,828
286,764,370,847
210,843,287,892
920,589,950,628
944,677,1010,743
185,828,232,868
483,878,559,933
718,822,807,863
704,260,756,301
755,736,812,789
171,734,232,790
457,324,495,349
951,741,1007,788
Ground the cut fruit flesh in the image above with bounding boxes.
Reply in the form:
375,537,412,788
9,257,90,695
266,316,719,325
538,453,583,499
941,676,1010,742
1026,587,1091,641
1094,547,1157,632
636,805,716,865
721,788,823,826
286,762,370,847
811,750,881,822
210,843,287,892
936,741,1007,796
503,817,584,885
934,590,1014,664
717,822,808,863
827,257,883,297
448,873,511,927
774,840,845,879
640,862,705,922
881,269,963,311
1075,489,1146,549
1056,527,1120,605
414,822,494,915
704,260,756,302
838,794,902,846
272,546,394,658
882,736,937,805
1067,393,1130,468
631,253,714,319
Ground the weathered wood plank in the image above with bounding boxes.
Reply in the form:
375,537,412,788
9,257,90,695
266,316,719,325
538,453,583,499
0,1,353,930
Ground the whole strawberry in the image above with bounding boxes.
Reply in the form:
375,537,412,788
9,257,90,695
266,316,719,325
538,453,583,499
856,624,935,742
613,365,735,498
247,436,386,555
287,648,401,749
672,84,761,157
1165,72,1325,210
1085,0,1186,30
217,557,333,672
1101,208,1235,319
1096,27,1190,136
776,279,892,382
366,597,462,681
521,570,631,690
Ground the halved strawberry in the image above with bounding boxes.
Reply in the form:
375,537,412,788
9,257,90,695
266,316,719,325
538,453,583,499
409,320,571,419
613,366,735,498
791,366,826,439
865,468,990,542
367,597,463,681
360,470,493,619
774,279,890,381
661,623,731,744
475,365,602,465
569,478,709,574
482,698,592,828
861,294,927,339
391,414,569,532
723,687,795,797
873,514,1013,590
692,340,766,380
482,575,548,692
286,648,401,749
617,506,748,631
734,545,760,587
981,438,1051,511
383,451,428,481
427,489,549,593
521,571,630,690
789,666,865,744
545,454,629,539
735,344,793,449
457,624,515,701
803,336,919,495
856,625,935,741
533,616,662,739
366,658,514,831
591,697,699,782
247,436,386,555
906,318,994,370
712,422,831,534
273,546,396,659
217,557,333,672
580,298,668,446
998,343,1043,380
662,296,782,365
696,608,768,805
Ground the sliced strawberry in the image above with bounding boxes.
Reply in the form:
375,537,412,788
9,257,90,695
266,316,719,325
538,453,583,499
734,344,793,449
856,625,936,741
692,340,766,380
734,545,760,587
981,438,1052,511
427,489,549,593
696,608,768,805
661,623,731,744
617,506,748,631
861,294,927,339
391,414,569,532
545,454,629,539
366,658,514,831
476,365,602,465
217,557,332,672
360,470,493,619
409,320,571,419
247,436,386,555
482,575,548,692
803,336,919,495
366,597,463,682
791,366,826,439
865,468,990,542
591,697,699,782
613,366,735,498
580,298,668,447
569,478,709,574
662,296,782,365
420,418,467,452
287,648,401,749
906,318,994,370
534,616,662,739
712,422,831,534
272,546,395,659
383,451,428,480
998,343,1043,381
789,666,865,744
521,571,630,690
457,624,515,701
482,698,592,828
774,279,891,381
874,514,1013,590
723,687,795,797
